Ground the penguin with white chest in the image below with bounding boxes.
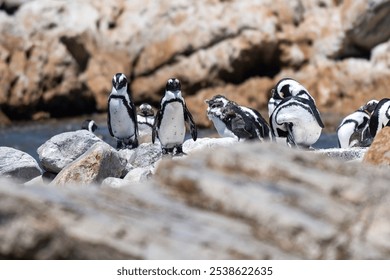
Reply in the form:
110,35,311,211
81,119,98,133
268,78,316,117
337,99,378,148
107,73,138,149
206,94,271,141
369,98,390,138
152,78,197,155
270,95,324,149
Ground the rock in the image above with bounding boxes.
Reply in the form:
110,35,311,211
315,147,368,162
124,167,152,183
51,141,126,186
363,127,390,166
183,137,238,154
0,147,42,183
37,130,102,173
132,142,162,168
117,149,137,177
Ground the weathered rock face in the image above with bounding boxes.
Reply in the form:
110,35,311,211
363,126,390,165
51,142,126,186
1,141,390,259
0,147,41,182
1,0,389,131
37,130,103,173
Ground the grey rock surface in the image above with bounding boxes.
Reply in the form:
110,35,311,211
0,147,42,183
51,141,126,186
37,130,103,173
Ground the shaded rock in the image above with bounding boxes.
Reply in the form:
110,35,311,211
0,147,41,183
315,147,367,162
363,127,390,166
155,141,390,259
117,149,137,177
37,130,102,173
51,141,125,186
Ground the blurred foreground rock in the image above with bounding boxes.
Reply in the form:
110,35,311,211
1,141,390,259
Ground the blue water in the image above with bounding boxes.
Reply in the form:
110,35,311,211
0,114,339,162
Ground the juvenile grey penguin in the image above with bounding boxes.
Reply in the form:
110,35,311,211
270,95,324,149
107,73,138,149
337,99,378,148
206,94,271,141
137,103,155,128
268,78,316,117
81,119,98,133
369,98,390,138
152,78,197,155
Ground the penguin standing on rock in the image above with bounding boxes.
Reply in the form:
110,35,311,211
268,78,316,117
337,99,378,148
206,94,271,141
107,73,138,149
137,103,155,128
270,96,324,149
152,78,197,155
369,98,390,138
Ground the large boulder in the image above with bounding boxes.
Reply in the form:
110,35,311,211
0,147,41,182
51,141,126,186
37,130,103,173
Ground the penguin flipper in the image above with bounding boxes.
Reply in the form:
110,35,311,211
107,96,114,137
152,109,163,144
184,105,197,141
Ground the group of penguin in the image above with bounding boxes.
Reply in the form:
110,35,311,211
82,73,390,155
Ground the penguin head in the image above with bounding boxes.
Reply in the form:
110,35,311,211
363,99,379,114
81,119,98,133
205,95,231,118
139,103,154,117
166,78,181,92
274,78,306,100
112,73,128,91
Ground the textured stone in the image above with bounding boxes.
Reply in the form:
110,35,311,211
51,142,125,186
0,147,41,183
363,127,390,166
37,130,103,173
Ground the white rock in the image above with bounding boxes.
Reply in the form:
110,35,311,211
0,147,42,183
124,167,152,183
37,130,103,173
314,147,368,162
183,137,238,154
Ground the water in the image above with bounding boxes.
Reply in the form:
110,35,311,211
0,114,339,162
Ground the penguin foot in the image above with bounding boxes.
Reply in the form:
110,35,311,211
162,147,174,155
174,146,186,156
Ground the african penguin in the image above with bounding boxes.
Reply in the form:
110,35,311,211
268,78,316,117
152,78,197,155
369,98,390,138
206,94,271,141
337,99,378,148
81,119,98,133
107,73,139,149
270,95,324,149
